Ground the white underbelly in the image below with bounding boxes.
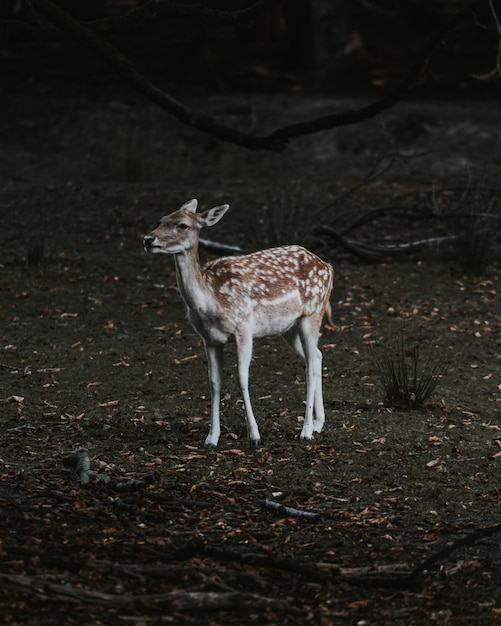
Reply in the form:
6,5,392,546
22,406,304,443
251,293,302,337
187,290,303,342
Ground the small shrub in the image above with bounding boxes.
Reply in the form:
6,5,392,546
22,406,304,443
374,332,446,409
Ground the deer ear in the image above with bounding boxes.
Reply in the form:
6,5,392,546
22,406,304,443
180,198,198,212
200,204,230,227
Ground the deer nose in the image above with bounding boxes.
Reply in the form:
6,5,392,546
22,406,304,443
143,234,155,250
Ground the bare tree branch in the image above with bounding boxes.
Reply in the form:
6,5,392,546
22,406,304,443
267,0,486,144
30,0,485,151
31,0,274,149
2,0,279,36
90,0,281,33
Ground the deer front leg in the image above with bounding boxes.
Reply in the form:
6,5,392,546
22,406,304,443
204,343,224,447
235,334,261,445
300,357,317,440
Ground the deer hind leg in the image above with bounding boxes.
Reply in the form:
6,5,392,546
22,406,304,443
297,316,325,440
311,348,326,434
204,343,224,447
235,334,261,445
284,323,325,437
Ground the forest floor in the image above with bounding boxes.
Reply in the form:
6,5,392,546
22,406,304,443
0,73,501,625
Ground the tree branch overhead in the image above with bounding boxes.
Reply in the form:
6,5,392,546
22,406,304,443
29,0,486,150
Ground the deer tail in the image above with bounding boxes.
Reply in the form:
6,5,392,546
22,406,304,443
324,301,335,331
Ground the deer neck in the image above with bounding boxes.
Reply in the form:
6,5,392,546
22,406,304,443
173,244,213,312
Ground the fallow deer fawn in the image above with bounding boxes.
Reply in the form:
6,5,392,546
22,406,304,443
143,199,334,447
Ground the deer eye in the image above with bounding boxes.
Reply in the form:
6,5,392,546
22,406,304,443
177,223,189,231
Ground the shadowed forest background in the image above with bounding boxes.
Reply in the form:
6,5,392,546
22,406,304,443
1,1,500,624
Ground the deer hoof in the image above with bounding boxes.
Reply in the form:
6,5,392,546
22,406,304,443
313,420,324,434
300,427,313,441
204,435,219,448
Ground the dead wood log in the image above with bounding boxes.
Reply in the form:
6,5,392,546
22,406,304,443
30,0,484,151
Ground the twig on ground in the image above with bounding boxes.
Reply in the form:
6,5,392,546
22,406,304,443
264,499,319,520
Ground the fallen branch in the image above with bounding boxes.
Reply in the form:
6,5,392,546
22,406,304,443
340,522,501,587
0,572,301,613
317,225,460,261
174,541,326,583
199,238,249,255
408,521,501,582
264,498,319,520
62,449,158,491
174,520,501,589
337,205,435,237
4,522,499,610
30,0,484,151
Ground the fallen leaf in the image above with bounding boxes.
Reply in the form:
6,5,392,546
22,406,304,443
99,400,119,407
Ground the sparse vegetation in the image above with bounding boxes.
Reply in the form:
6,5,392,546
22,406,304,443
374,330,447,409
1,88,500,626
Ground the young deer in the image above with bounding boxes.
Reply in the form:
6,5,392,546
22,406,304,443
143,199,334,447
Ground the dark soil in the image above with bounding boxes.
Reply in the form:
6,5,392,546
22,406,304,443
1,77,501,624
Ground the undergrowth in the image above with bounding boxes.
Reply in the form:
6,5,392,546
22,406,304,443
374,331,447,409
